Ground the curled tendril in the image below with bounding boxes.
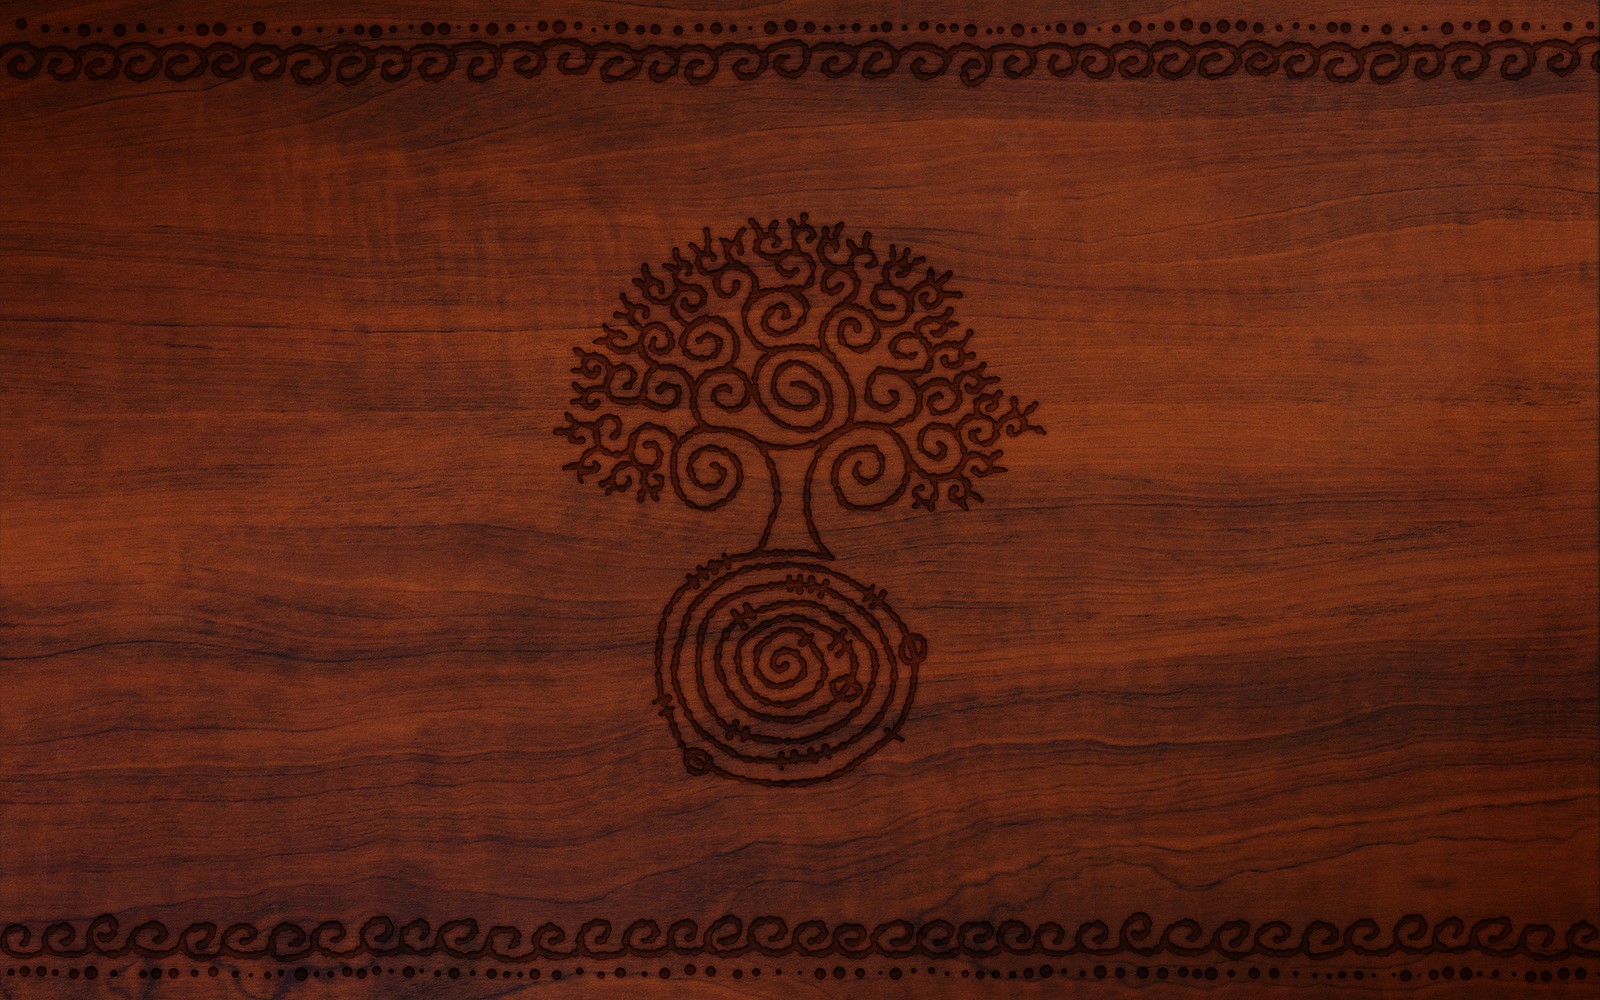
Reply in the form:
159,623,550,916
823,425,912,510
671,430,752,510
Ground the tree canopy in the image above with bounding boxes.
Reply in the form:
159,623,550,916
556,216,1041,517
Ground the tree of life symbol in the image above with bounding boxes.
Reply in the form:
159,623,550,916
555,217,1043,786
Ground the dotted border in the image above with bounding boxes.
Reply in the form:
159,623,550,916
7,16,1600,40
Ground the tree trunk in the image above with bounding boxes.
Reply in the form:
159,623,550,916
758,446,831,558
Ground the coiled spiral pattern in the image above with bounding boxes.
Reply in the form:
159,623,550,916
655,556,924,785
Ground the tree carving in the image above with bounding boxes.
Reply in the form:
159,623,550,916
555,217,1043,785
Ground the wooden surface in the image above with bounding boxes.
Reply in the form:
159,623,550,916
1,3,1597,996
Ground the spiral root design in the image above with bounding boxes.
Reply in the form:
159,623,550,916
655,556,923,785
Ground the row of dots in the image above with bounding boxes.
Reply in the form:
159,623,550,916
5,962,1595,982
11,19,1598,40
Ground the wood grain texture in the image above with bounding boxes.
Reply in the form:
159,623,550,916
1,3,1597,997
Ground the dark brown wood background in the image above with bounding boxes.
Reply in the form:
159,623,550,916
2,3,1596,996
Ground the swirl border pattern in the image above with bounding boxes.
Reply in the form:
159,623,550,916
1,37,1597,85
2,914,1597,963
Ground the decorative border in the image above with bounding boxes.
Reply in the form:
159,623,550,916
4,915,1598,963
4,12,1596,993
2,37,1597,84
5,15,1598,39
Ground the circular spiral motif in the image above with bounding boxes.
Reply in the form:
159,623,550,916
670,429,749,510
655,556,925,785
